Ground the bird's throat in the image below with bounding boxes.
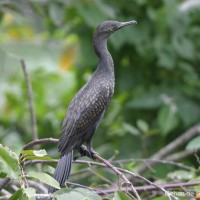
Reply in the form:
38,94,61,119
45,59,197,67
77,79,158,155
93,35,114,76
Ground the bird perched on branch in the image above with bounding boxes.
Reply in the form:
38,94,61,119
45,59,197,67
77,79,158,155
48,20,137,193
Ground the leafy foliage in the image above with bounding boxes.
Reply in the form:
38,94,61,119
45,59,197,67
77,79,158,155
27,171,60,190
54,188,102,200
0,0,200,199
0,144,20,179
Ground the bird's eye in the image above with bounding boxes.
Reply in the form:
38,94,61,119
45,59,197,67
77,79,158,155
112,23,116,27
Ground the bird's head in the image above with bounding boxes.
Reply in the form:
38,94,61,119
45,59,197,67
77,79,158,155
95,20,137,37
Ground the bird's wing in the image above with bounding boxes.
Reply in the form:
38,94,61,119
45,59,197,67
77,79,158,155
58,84,111,155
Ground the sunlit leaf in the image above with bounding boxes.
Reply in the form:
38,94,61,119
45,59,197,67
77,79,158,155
114,191,132,200
27,171,60,189
23,187,36,200
0,144,21,179
9,189,23,200
54,188,85,200
21,149,47,157
75,188,101,200
186,136,200,150
54,188,101,200
122,122,140,135
136,119,149,133
21,149,53,161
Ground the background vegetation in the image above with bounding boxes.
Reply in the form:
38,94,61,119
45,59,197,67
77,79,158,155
0,0,200,199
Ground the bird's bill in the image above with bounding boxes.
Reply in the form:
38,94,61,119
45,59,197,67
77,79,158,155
119,20,137,28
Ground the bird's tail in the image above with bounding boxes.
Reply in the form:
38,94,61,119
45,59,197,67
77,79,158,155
48,151,73,193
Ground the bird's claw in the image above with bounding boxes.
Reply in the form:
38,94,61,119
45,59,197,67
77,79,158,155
87,149,98,160
78,146,98,160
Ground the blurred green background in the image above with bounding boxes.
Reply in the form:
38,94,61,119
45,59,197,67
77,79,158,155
0,0,200,180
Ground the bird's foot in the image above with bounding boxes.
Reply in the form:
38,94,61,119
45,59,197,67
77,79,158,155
73,146,87,160
78,145,88,157
87,148,98,160
78,145,98,160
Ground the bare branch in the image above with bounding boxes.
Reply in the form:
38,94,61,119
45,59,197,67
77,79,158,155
98,181,200,194
93,153,141,200
112,158,194,171
117,168,178,200
22,138,58,151
136,122,200,174
35,194,53,200
0,177,11,191
166,147,200,161
21,59,38,141
21,138,189,199
65,181,106,194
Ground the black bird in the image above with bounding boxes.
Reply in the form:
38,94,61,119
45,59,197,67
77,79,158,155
48,20,137,193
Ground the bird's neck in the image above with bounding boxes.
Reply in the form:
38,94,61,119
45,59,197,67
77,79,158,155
93,34,114,76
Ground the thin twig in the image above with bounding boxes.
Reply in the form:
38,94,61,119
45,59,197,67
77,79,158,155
0,177,11,191
20,138,58,176
93,153,141,200
22,138,58,151
118,168,178,200
21,138,188,199
89,169,114,185
136,123,200,174
98,181,200,194
35,194,53,200
65,181,106,194
112,158,195,171
24,157,194,172
20,165,29,188
21,59,38,141
194,153,200,165
23,140,141,200
166,148,200,161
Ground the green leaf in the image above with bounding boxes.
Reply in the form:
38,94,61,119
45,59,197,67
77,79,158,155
136,119,149,133
9,189,23,200
114,191,132,200
23,187,36,200
21,149,47,157
54,188,101,200
186,136,200,150
26,156,53,161
54,188,85,200
75,188,101,200
158,105,179,135
27,171,60,189
0,144,21,179
21,149,53,161
122,123,140,135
